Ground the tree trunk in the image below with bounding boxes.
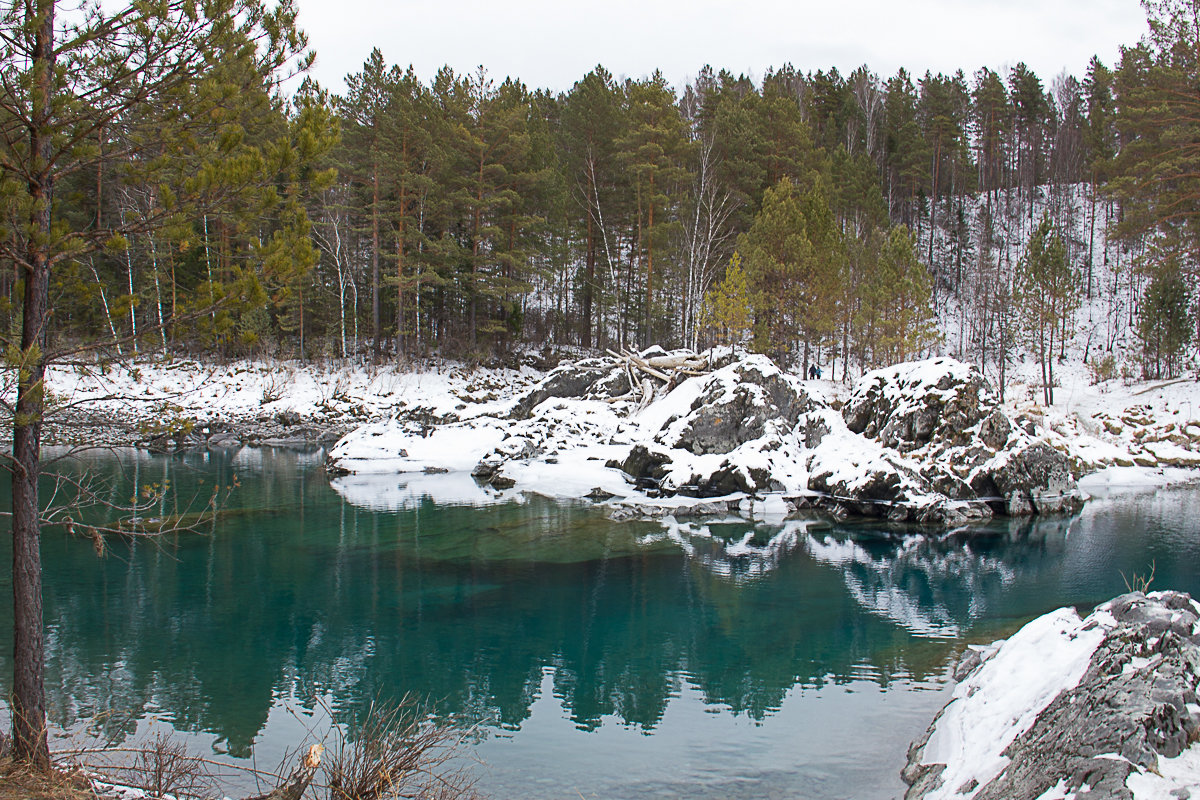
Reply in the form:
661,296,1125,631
371,163,381,362
582,216,594,349
645,173,654,348
11,0,53,771
396,219,404,360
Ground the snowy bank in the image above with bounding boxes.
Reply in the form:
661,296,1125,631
327,350,1099,525
16,356,540,450
21,349,1197,523
903,591,1200,800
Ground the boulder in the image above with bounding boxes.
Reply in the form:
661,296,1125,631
473,435,539,482
970,442,1083,516
977,409,1013,451
665,359,815,456
903,591,1200,800
510,358,614,419
614,444,673,490
844,358,993,450
678,461,775,497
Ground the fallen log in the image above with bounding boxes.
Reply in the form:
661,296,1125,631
643,353,709,371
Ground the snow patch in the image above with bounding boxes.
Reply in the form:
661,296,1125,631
918,607,1108,800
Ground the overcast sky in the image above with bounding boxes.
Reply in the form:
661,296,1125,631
295,0,1149,96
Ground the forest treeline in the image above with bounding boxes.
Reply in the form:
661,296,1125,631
5,1,1199,387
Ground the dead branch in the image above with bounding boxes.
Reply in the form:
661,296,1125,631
244,744,323,800
605,348,711,387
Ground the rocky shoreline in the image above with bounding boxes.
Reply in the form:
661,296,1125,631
329,349,1092,525
24,405,355,451
18,349,1199,526
903,591,1200,799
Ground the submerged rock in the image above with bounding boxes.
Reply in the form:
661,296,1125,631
903,591,1200,800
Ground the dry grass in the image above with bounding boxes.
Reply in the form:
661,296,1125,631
0,695,485,800
0,758,97,800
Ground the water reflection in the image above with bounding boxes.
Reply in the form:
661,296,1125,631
1,449,1198,794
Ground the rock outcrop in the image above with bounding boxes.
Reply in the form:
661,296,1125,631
903,591,1200,800
331,349,1091,525
615,354,815,497
844,358,992,450
509,358,618,419
804,359,1083,520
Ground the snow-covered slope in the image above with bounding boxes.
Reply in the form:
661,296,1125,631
904,591,1200,800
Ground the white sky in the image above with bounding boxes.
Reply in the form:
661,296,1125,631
295,0,1149,96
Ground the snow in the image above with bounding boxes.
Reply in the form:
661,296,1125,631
331,418,509,473
330,470,514,509
1034,779,1076,800
1125,745,1200,799
853,357,987,413
917,606,1108,800
1078,466,1200,499
26,329,1200,522
39,356,538,437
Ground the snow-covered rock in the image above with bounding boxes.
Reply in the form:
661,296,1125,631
903,591,1200,800
326,351,1092,524
804,357,1082,521
614,355,817,497
845,358,992,449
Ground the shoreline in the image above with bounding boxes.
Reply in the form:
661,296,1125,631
9,351,1199,523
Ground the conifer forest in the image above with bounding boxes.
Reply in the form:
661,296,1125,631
2,0,1198,391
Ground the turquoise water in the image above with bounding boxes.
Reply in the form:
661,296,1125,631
1,448,1198,799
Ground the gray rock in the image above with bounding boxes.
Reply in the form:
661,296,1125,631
844,359,992,450
615,444,673,490
510,359,614,419
585,369,633,400
471,453,504,480
904,591,1200,800
678,461,775,496
669,362,815,455
972,441,1084,516
978,409,1013,450
275,410,302,427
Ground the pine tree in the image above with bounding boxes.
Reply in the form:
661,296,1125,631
739,178,811,360
699,251,752,356
0,0,314,768
972,67,1011,196
1137,250,1195,378
560,66,627,348
339,49,395,360
1110,2,1200,342
877,225,938,362
617,71,689,347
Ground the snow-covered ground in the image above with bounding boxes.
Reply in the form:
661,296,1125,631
988,354,1200,509
15,343,1198,517
39,356,539,423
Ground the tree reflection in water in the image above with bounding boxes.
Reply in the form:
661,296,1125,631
1,448,1196,778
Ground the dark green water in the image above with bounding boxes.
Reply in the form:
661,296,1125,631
1,448,1198,799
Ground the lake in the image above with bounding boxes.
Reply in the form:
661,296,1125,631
1,447,1198,799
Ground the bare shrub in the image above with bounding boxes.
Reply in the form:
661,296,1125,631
324,696,482,800
110,731,214,799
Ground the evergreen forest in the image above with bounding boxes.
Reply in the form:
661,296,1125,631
4,0,1199,389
